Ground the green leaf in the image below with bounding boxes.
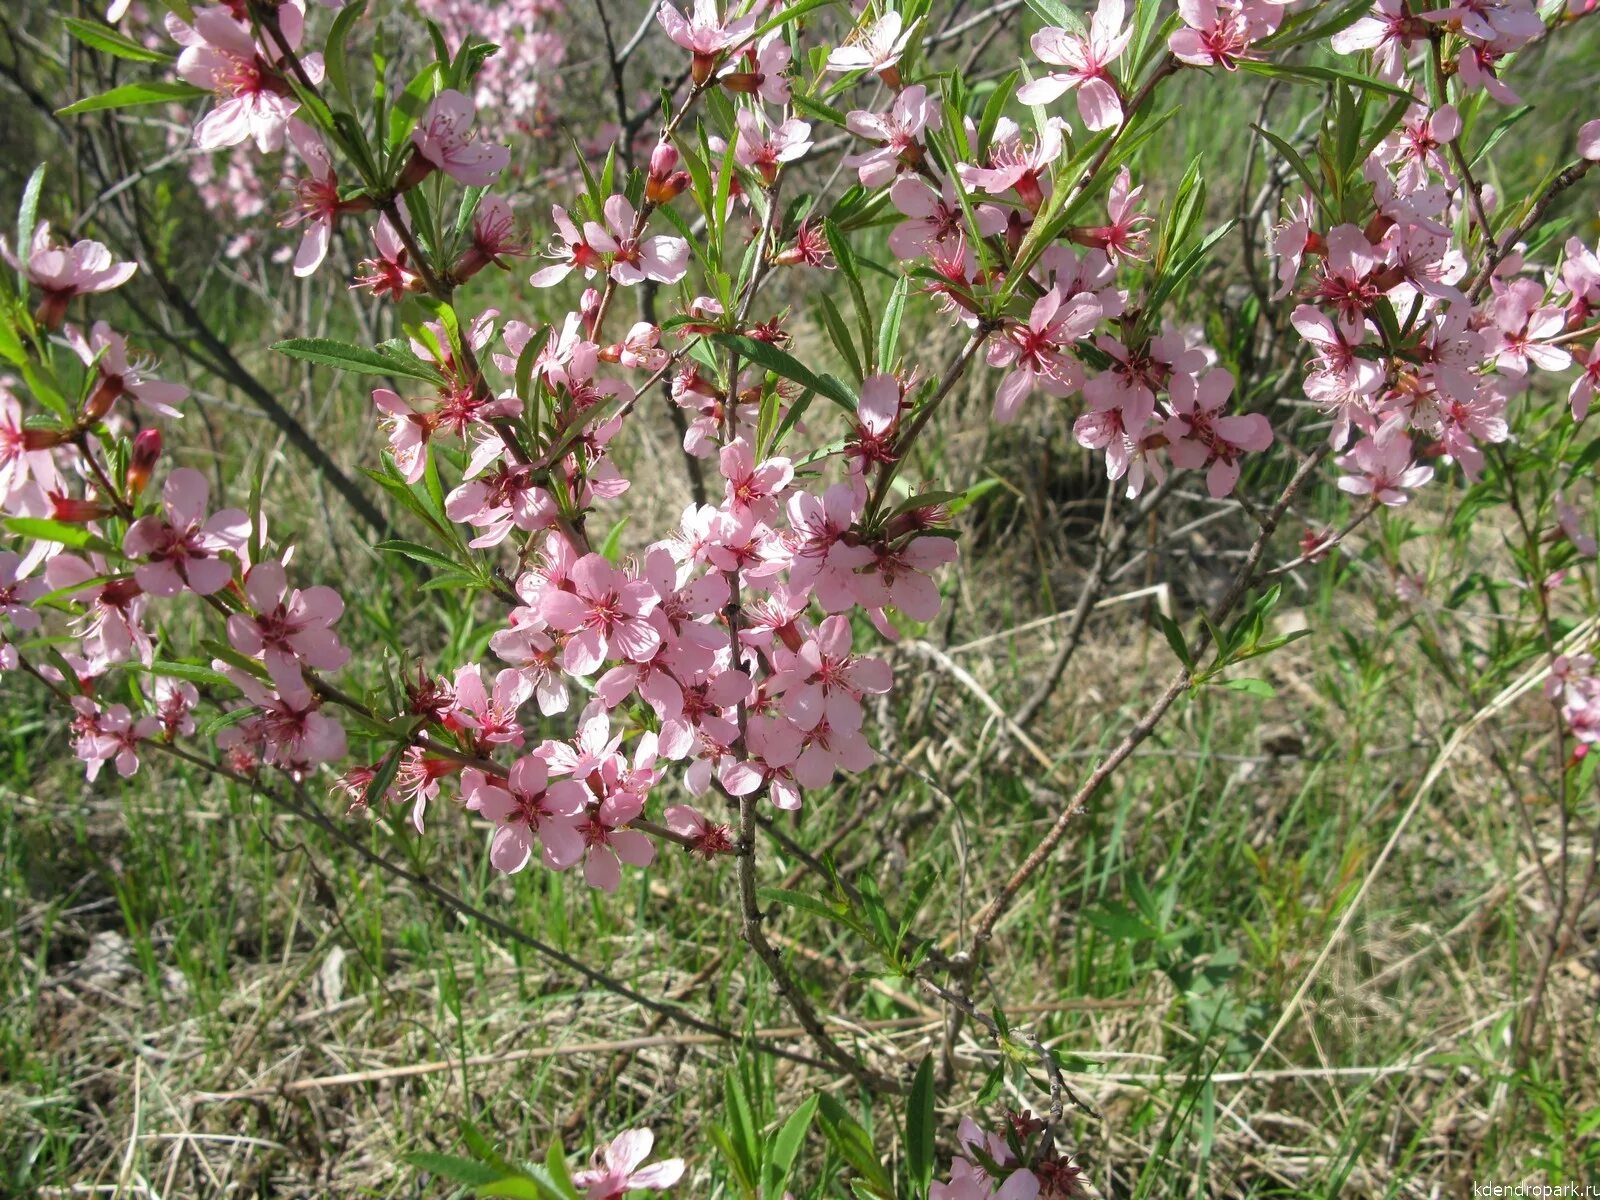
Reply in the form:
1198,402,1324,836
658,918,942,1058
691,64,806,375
1155,612,1194,671
387,61,441,155
405,1152,502,1187
58,80,209,116
273,337,444,383
876,275,909,373
1250,124,1328,217
763,1096,819,1199
1236,60,1416,103
323,0,369,109
816,1096,894,1197
905,1057,936,1200
376,539,465,572
16,165,46,276
711,334,856,411
142,660,233,687
62,17,172,63
816,293,865,382
5,517,103,551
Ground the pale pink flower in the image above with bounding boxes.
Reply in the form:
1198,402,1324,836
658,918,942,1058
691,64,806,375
887,177,1006,259
410,89,511,186
585,196,689,286
1337,433,1434,506
1582,120,1600,161
450,664,533,747
1170,0,1254,69
843,85,939,187
463,757,587,872
122,468,248,597
540,554,662,674
826,11,914,74
573,1129,684,1200
1162,368,1273,498
227,560,349,690
658,0,758,80
2,224,137,328
958,117,1066,212
66,321,187,419
1018,0,1132,130
0,551,46,631
987,290,1101,421
175,2,319,153
734,110,813,184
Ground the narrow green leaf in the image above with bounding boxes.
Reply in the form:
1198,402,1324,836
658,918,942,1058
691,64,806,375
63,17,172,63
905,1057,936,1200
273,337,444,383
58,80,209,116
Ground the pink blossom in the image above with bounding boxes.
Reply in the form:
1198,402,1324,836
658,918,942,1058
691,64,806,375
227,560,349,689
658,0,758,80
958,117,1066,212
1017,0,1132,130
826,11,914,75
450,664,533,748
769,614,892,732
175,2,318,153
734,111,813,185
585,196,689,287
1582,120,1600,161
888,177,1006,260
0,551,46,632
987,290,1101,421
2,224,137,328
122,468,248,597
1169,0,1255,69
843,86,939,188
463,757,587,872
1331,0,1420,82
1073,167,1151,263
1162,368,1273,498
573,1129,684,1200
720,437,793,518
1,386,65,504
372,388,432,483
66,321,187,420
540,553,662,674
1336,433,1434,506
43,555,153,669
72,697,157,782
282,121,343,277
664,804,734,858
409,90,511,187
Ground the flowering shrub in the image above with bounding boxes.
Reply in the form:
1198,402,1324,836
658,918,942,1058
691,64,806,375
3,0,1598,1191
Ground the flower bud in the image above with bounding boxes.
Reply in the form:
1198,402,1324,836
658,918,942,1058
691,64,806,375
22,426,71,451
128,428,162,499
49,491,112,524
84,374,125,424
395,145,436,193
648,140,679,180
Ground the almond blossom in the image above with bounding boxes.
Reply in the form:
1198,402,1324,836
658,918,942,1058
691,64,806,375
175,1,318,153
462,756,587,873
122,469,249,597
407,90,511,188
573,1129,684,1200
1,225,137,330
1018,0,1132,131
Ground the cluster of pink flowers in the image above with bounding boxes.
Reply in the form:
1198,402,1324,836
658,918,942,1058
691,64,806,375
0,215,352,785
